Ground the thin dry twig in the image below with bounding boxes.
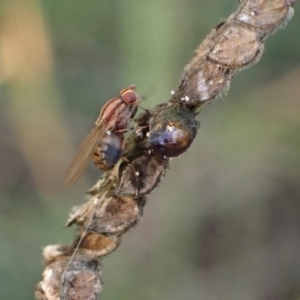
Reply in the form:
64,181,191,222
35,1,297,299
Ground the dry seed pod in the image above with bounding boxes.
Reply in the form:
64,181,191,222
72,231,121,257
60,255,102,300
179,60,233,103
116,153,168,196
207,22,263,68
36,260,64,300
43,245,74,265
234,0,294,31
66,193,144,236
179,22,235,104
66,198,100,228
66,168,124,227
86,194,145,236
35,256,102,300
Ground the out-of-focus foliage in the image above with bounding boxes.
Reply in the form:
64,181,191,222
0,0,300,299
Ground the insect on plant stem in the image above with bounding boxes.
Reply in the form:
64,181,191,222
64,85,141,185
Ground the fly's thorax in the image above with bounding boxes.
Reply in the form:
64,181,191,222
96,97,124,126
113,103,137,132
97,97,137,131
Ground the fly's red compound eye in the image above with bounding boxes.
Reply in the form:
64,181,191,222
121,90,139,105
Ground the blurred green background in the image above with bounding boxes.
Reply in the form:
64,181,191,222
1,0,300,299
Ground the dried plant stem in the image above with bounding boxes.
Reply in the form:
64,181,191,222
35,1,296,300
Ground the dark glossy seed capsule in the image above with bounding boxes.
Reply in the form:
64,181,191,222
149,121,194,157
116,152,168,196
144,105,200,157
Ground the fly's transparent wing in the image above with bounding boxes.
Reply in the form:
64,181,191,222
64,123,107,185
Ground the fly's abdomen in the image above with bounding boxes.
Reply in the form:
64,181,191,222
93,133,124,171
